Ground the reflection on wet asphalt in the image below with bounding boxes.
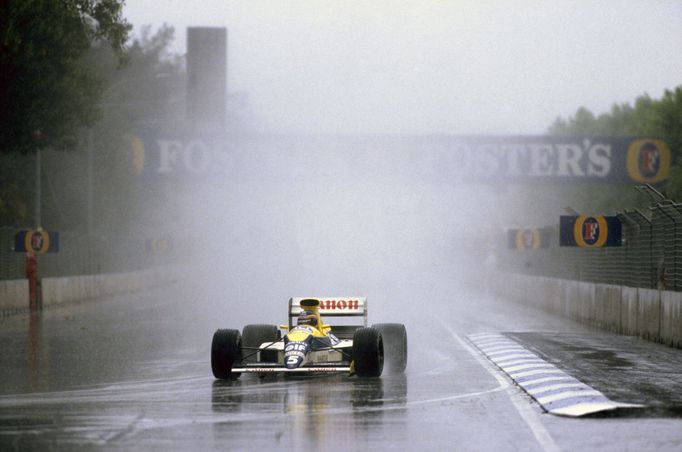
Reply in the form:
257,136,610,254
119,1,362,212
0,372,409,450
210,374,409,417
2,280,682,450
209,374,408,449
0,281,541,451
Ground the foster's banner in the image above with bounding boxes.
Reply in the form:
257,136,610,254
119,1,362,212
130,133,672,185
560,215,622,248
14,229,60,255
507,227,552,250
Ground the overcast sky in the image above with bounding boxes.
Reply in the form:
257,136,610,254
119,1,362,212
122,1,682,135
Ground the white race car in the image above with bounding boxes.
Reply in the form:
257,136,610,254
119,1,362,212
211,297,407,378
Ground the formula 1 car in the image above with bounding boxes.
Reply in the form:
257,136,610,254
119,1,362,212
211,297,407,378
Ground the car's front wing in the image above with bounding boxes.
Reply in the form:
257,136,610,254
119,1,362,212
232,363,351,373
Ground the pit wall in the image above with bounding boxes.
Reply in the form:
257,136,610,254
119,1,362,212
496,274,682,349
0,267,178,316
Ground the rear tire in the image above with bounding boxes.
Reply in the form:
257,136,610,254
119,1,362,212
242,324,281,363
211,329,242,379
353,327,384,377
372,323,407,374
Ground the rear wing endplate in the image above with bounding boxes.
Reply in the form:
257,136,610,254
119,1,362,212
289,297,367,328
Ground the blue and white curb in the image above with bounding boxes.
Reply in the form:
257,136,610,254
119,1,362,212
468,333,641,417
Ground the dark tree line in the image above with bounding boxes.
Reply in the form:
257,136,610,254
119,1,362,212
0,0,131,154
549,87,682,200
0,0,184,233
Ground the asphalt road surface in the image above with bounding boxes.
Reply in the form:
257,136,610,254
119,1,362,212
2,266,682,451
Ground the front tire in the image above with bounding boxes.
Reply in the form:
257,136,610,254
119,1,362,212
372,323,407,374
242,324,281,363
211,329,242,379
353,327,384,377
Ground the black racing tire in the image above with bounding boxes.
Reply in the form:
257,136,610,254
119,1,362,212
242,324,281,363
352,327,384,377
372,323,407,374
211,329,242,380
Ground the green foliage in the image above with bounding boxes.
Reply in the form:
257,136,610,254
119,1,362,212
0,0,131,154
0,181,27,226
548,94,666,138
95,24,185,130
86,24,186,236
549,86,682,201
0,21,185,235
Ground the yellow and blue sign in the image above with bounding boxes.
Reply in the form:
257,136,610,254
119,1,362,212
625,139,671,184
145,237,172,256
560,215,622,248
507,227,552,250
14,229,60,255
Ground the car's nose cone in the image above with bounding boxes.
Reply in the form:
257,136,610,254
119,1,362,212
284,341,309,369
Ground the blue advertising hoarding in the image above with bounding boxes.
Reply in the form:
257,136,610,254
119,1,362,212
14,229,60,254
560,216,622,248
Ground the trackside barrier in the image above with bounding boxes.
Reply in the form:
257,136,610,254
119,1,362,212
661,291,682,347
0,279,29,314
0,267,179,315
499,187,682,291
494,273,682,349
597,284,621,332
637,288,660,341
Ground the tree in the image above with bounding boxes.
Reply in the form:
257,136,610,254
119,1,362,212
0,0,131,154
656,87,682,199
549,87,682,202
86,24,186,237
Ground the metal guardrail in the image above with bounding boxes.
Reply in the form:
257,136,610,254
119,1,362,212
500,185,682,291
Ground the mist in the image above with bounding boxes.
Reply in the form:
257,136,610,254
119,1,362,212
125,1,682,136
155,136,514,335
116,1,682,335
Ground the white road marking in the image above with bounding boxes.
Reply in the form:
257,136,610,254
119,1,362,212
526,383,587,396
494,353,538,363
521,376,575,387
439,322,561,452
469,333,643,418
505,363,557,373
485,347,528,355
536,390,604,405
479,345,527,352
496,358,548,367
510,369,566,379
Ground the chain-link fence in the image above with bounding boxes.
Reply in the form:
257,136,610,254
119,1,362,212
499,186,682,291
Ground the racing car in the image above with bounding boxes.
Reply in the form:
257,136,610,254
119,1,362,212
211,297,407,378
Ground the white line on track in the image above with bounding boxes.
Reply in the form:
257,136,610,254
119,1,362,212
469,333,643,418
494,353,538,363
437,320,561,452
536,390,604,405
526,383,587,396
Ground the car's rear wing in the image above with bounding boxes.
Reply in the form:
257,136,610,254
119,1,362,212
288,297,367,328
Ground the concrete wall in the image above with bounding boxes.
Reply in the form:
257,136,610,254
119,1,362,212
0,279,28,313
0,267,178,315
496,274,682,349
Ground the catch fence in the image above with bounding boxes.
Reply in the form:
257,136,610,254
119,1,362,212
500,185,682,291
0,227,178,280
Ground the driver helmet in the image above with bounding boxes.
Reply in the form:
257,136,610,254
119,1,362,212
298,310,318,327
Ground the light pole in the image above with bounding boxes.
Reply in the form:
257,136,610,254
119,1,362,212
35,147,41,228
87,129,93,235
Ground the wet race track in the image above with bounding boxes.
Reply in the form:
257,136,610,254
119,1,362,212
2,265,682,451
